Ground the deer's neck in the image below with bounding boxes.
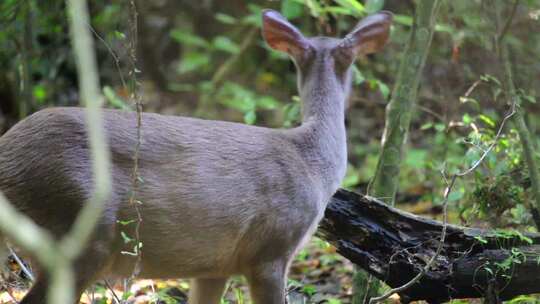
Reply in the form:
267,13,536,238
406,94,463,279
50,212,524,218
295,76,348,197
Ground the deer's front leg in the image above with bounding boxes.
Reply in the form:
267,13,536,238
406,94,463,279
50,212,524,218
247,260,288,304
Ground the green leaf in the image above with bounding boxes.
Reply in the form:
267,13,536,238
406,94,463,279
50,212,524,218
522,94,536,104
120,231,134,244
103,86,131,110
213,36,240,54
302,284,317,297
304,0,323,17
281,0,304,19
33,84,47,104
283,100,301,127
378,81,390,99
117,219,135,226
462,113,472,124
405,149,427,169
217,82,256,112
321,6,354,15
474,236,488,244
420,122,433,130
352,66,365,85
342,164,360,188
459,96,479,105
334,0,365,16
393,14,413,26
170,30,209,48
177,52,210,74
215,13,237,24
113,30,126,40
478,114,496,128
242,4,263,26
447,190,464,202
256,96,280,110
434,123,446,132
244,110,257,125
365,0,385,14
480,74,501,86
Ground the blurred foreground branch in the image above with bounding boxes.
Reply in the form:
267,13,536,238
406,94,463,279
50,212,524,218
0,0,111,303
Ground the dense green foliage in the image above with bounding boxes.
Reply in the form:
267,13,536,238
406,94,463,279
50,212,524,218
1,0,540,303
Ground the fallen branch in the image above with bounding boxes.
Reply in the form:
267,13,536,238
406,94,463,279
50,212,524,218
318,189,540,303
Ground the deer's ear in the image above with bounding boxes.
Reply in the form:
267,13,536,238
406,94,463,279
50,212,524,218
262,10,312,58
339,11,392,56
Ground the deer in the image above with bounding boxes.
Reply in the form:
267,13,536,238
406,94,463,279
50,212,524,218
0,9,391,304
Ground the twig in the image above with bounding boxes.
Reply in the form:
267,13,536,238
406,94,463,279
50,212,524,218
497,0,519,45
8,247,33,282
88,25,128,90
416,104,444,122
368,175,451,304
463,79,484,98
126,0,144,282
104,279,122,304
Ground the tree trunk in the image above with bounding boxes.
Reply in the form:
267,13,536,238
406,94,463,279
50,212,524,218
318,189,540,303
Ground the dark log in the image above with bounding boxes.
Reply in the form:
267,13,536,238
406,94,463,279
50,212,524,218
318,189,540,303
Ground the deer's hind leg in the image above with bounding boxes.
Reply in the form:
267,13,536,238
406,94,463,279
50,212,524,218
20,218,117,304
188,277,229,304
246,259,289,304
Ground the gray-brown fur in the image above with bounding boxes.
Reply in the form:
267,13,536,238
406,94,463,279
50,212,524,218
0,10,392,304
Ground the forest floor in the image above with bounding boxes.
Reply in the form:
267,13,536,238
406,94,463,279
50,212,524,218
0,237,362,304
